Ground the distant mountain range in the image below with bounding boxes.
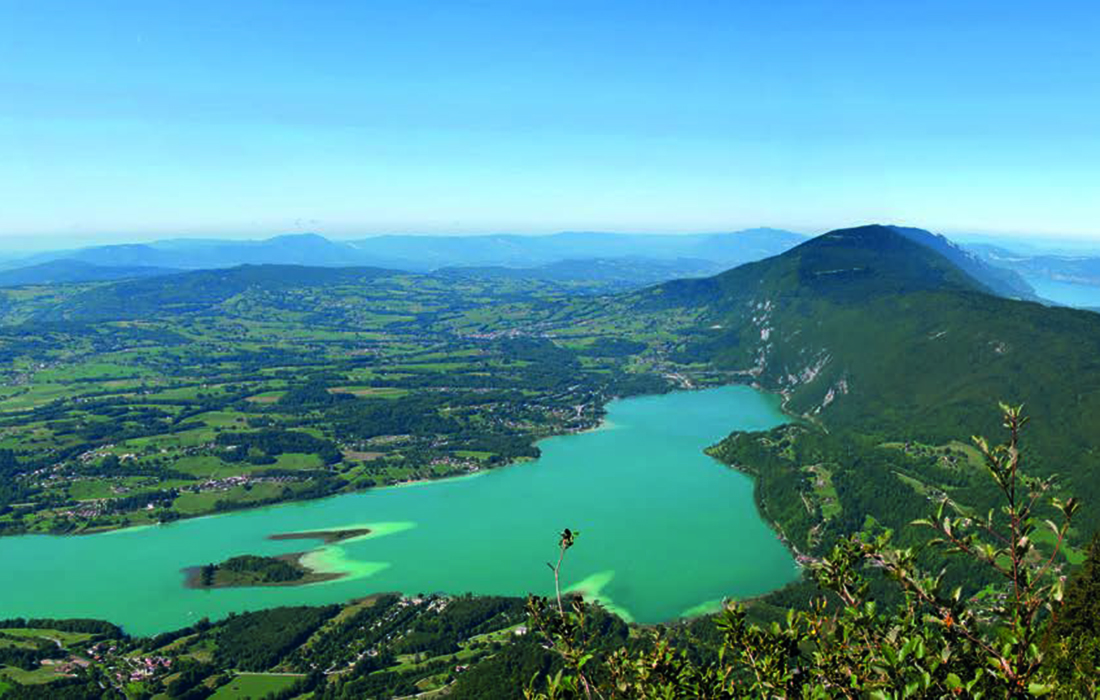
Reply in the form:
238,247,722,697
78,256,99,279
1,234,354,274
0,229,808,277
343,228,809,271
8,226,1046,319
0,227,1050,300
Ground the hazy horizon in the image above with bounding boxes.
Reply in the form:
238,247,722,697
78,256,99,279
3,225,1100,256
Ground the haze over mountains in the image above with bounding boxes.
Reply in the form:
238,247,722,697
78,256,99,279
0,226,1061,304
0,228,807,280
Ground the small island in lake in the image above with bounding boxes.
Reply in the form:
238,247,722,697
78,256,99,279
185,527,372,589
186,553,339,589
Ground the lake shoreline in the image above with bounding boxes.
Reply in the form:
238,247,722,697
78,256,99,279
181,527,375,589
1,384,799,634
1,379,798,544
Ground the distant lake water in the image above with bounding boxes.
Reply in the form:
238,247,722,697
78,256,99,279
1026,276,1100,309
0,386,798,635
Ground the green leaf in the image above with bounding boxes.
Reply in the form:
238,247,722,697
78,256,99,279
882,645,898,667
914,636,926,660
898,639,911,663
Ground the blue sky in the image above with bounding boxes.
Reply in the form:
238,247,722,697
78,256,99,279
1,0,1098,247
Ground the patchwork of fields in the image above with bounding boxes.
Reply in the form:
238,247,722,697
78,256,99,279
0,269,717,535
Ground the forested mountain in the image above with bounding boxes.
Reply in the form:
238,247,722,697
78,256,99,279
640,224,1100,546
643,225,1099,432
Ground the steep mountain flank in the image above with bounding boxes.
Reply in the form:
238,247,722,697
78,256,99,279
643,225,1100,539
888,225,1038,300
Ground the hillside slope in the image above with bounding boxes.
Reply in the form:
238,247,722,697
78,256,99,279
888,225,1038,300
36,264,401,320
642,224,1100,540
435,256,725,291
0,259,174,287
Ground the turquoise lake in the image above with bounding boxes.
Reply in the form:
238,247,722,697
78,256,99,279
0,385,798,635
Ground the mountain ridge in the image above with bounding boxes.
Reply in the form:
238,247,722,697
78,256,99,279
639,224,1100,532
